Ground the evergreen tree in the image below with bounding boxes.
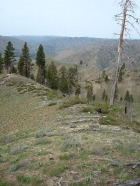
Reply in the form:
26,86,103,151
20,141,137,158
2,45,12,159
118,70,123,82
67,67,77,96
30,73,35,80
105,94,108,102
11,65,17,73
0,53,3,74
46,61,58,89
121,63,125,70
130,94,134,102
75,84,81,96
114,83,119,100
102,70,105,78
93,95,96,101
102,89,106,100
124,90,130,101
4,41,16,74
17,56,24,75
80,60,83,65
59,66,68,94
124,91,134,102
105,75,109,82
36,44,46,85
86,83,93,103
22,42,31,77
120,97,123,101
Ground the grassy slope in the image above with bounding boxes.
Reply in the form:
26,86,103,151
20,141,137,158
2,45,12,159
0,73,140,186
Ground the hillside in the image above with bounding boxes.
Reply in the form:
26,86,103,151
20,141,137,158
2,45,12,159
0,73,140,186
1,35,140,70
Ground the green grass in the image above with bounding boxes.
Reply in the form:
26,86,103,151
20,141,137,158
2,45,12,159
16,175,42,184
0,182,9,186
49,164,68,177
59,153,75,160
59,97,86,109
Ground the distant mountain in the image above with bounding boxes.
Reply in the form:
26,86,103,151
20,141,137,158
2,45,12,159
0,35,35,58
0,35,140,71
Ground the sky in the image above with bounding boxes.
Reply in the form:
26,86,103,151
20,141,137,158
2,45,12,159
0,0,140,39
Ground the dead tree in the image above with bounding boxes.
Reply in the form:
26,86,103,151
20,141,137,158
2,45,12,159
110,0,139,105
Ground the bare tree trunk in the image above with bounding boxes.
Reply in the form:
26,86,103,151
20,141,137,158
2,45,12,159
110,0,127,105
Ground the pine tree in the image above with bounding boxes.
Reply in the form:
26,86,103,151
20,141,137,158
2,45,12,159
0,53,3,74
130,94,134,102
105,75,109,82
22,42,31,77
30,73,35,80
67,67,77,96
102,70,105,78
118,70,123,82
93,95,96,101
80,60,83,65
17,56,24,75
36,44,46,85
59,66,68,94
114,83,119,100
11,65,17,73
46,61,58,89
86,83,93,103
105,94,108,102
124,90,130,101
75,84,81,96
102,89,106,100
121,63,125,70
4,41,16,74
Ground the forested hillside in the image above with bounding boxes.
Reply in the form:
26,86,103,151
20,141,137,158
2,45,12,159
1,35,140,71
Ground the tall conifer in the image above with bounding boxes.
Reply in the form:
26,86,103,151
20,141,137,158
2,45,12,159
4,41,16,74
22,42,31,77
36,44,46,85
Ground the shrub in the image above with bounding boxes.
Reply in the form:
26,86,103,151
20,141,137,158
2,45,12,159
93,102,110,114
59,97,86,109
99,115,120,125
62,138,81,149
0,155,7,163
35,127,51,138
0,135,14,144
9,161,29,172
11,145,28,155
9,164,18,171
17,87,24,92
81,107,93,113
48,102,57,106
70,123,77,128
35,137,51,145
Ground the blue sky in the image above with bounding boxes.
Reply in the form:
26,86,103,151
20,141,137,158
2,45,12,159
0,0,140,38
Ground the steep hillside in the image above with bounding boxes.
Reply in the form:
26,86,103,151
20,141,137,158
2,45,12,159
0,73,140,186
1,35,140,70
0,36,35,58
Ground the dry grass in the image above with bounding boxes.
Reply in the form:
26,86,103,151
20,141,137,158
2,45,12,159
0,74,140,186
